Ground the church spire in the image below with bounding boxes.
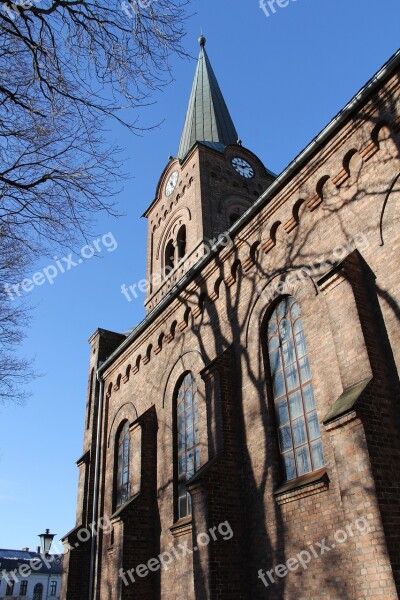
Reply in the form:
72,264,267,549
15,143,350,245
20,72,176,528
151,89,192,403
177,36,239,161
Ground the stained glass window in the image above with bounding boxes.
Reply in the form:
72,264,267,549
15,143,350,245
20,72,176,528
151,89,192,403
116,421,130,507
176,372,200,519
267,297,324,481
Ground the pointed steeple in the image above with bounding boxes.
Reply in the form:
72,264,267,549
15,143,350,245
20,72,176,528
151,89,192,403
177,36,238,161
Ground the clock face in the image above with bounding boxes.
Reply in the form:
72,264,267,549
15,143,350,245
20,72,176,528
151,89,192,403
165,170,179,196
231,157,255,179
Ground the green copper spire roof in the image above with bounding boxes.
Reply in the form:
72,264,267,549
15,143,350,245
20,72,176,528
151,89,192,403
177,36,238,161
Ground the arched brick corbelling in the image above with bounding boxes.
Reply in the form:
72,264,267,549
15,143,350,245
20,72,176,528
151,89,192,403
344,149,360,174
178,306,192,331
161,350,207,409
122,364,131,384
371,120,391,148
248,240,261,266
113,374,122,392
244,268,319,348
332,149,356,187
199,291,207,310
154,332,165,355
132,354,141,375
156,207,192,260
307,175,330,211
371,120,400,160
380,170,400,246
284,199,306,233
143,344,153,365
211,276,224,302
226,259,242,287
107,402,138,447
261,220,281,254
165,320,178,344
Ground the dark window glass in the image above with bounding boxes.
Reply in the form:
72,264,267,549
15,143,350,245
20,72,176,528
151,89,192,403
177,225,186,260
20,580,28,595
176,372,200,519
6,581,14,596
267,297,324,481
33,583,43,600
116,421,130,508
165,239,175,274
50,581,57,595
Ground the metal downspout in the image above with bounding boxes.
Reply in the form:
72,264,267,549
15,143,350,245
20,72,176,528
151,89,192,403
88,372,104,600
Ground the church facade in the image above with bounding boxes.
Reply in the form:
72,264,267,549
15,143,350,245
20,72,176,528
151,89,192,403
62,40,400,599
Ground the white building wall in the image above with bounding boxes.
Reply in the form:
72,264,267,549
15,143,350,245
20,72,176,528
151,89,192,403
0,571,61,599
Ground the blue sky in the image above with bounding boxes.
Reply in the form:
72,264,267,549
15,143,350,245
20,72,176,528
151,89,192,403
1,0,399,552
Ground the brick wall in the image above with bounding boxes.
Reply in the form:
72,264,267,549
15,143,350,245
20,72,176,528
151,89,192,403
65,63,400,599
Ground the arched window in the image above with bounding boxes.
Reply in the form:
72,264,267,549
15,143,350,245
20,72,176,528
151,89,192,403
116,421,130,508
177,225,187,261
165,239,175,274
176,372,200,519
33,583,43,600
267,297,324,481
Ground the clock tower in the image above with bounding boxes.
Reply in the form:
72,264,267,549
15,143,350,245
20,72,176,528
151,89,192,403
143,36,275,313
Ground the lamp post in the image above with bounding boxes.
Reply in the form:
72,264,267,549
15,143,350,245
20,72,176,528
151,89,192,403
38,529,56,556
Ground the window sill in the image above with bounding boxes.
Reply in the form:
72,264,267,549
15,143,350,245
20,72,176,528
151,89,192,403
170,516,193,538
111,493,140,521
274,468,329,505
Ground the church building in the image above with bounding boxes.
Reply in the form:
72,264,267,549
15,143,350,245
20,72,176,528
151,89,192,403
62,39,400,599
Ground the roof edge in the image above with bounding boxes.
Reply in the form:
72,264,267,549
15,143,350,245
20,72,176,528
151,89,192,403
98,48,400,377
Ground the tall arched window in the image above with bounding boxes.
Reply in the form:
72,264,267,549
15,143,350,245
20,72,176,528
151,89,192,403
267,297,324,481
177,225,186,261
116,421,130,508
176,372,200,519
165,239,175,274
33,583,43,600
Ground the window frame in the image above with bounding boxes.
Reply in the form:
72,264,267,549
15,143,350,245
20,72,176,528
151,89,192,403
50,580,57,596
5,580,14,596
33,582,43,600
264,296,325,483
176,225,187,261
174,371,201,521
115,420,131,509
164,239,175,275
20,580,28,596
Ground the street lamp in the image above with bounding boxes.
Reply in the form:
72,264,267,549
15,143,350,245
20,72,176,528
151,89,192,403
38,529,56,555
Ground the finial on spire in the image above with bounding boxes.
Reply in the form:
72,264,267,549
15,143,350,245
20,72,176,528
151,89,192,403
177,33,238,161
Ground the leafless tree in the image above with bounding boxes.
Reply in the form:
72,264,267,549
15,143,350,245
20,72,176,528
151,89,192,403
0,0,190,402
0,225,34,404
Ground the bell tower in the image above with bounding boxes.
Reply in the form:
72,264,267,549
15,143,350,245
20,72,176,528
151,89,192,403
143,36,275,313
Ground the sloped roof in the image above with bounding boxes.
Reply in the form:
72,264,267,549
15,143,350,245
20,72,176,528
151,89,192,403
0,549,63,574
177,36,238,161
